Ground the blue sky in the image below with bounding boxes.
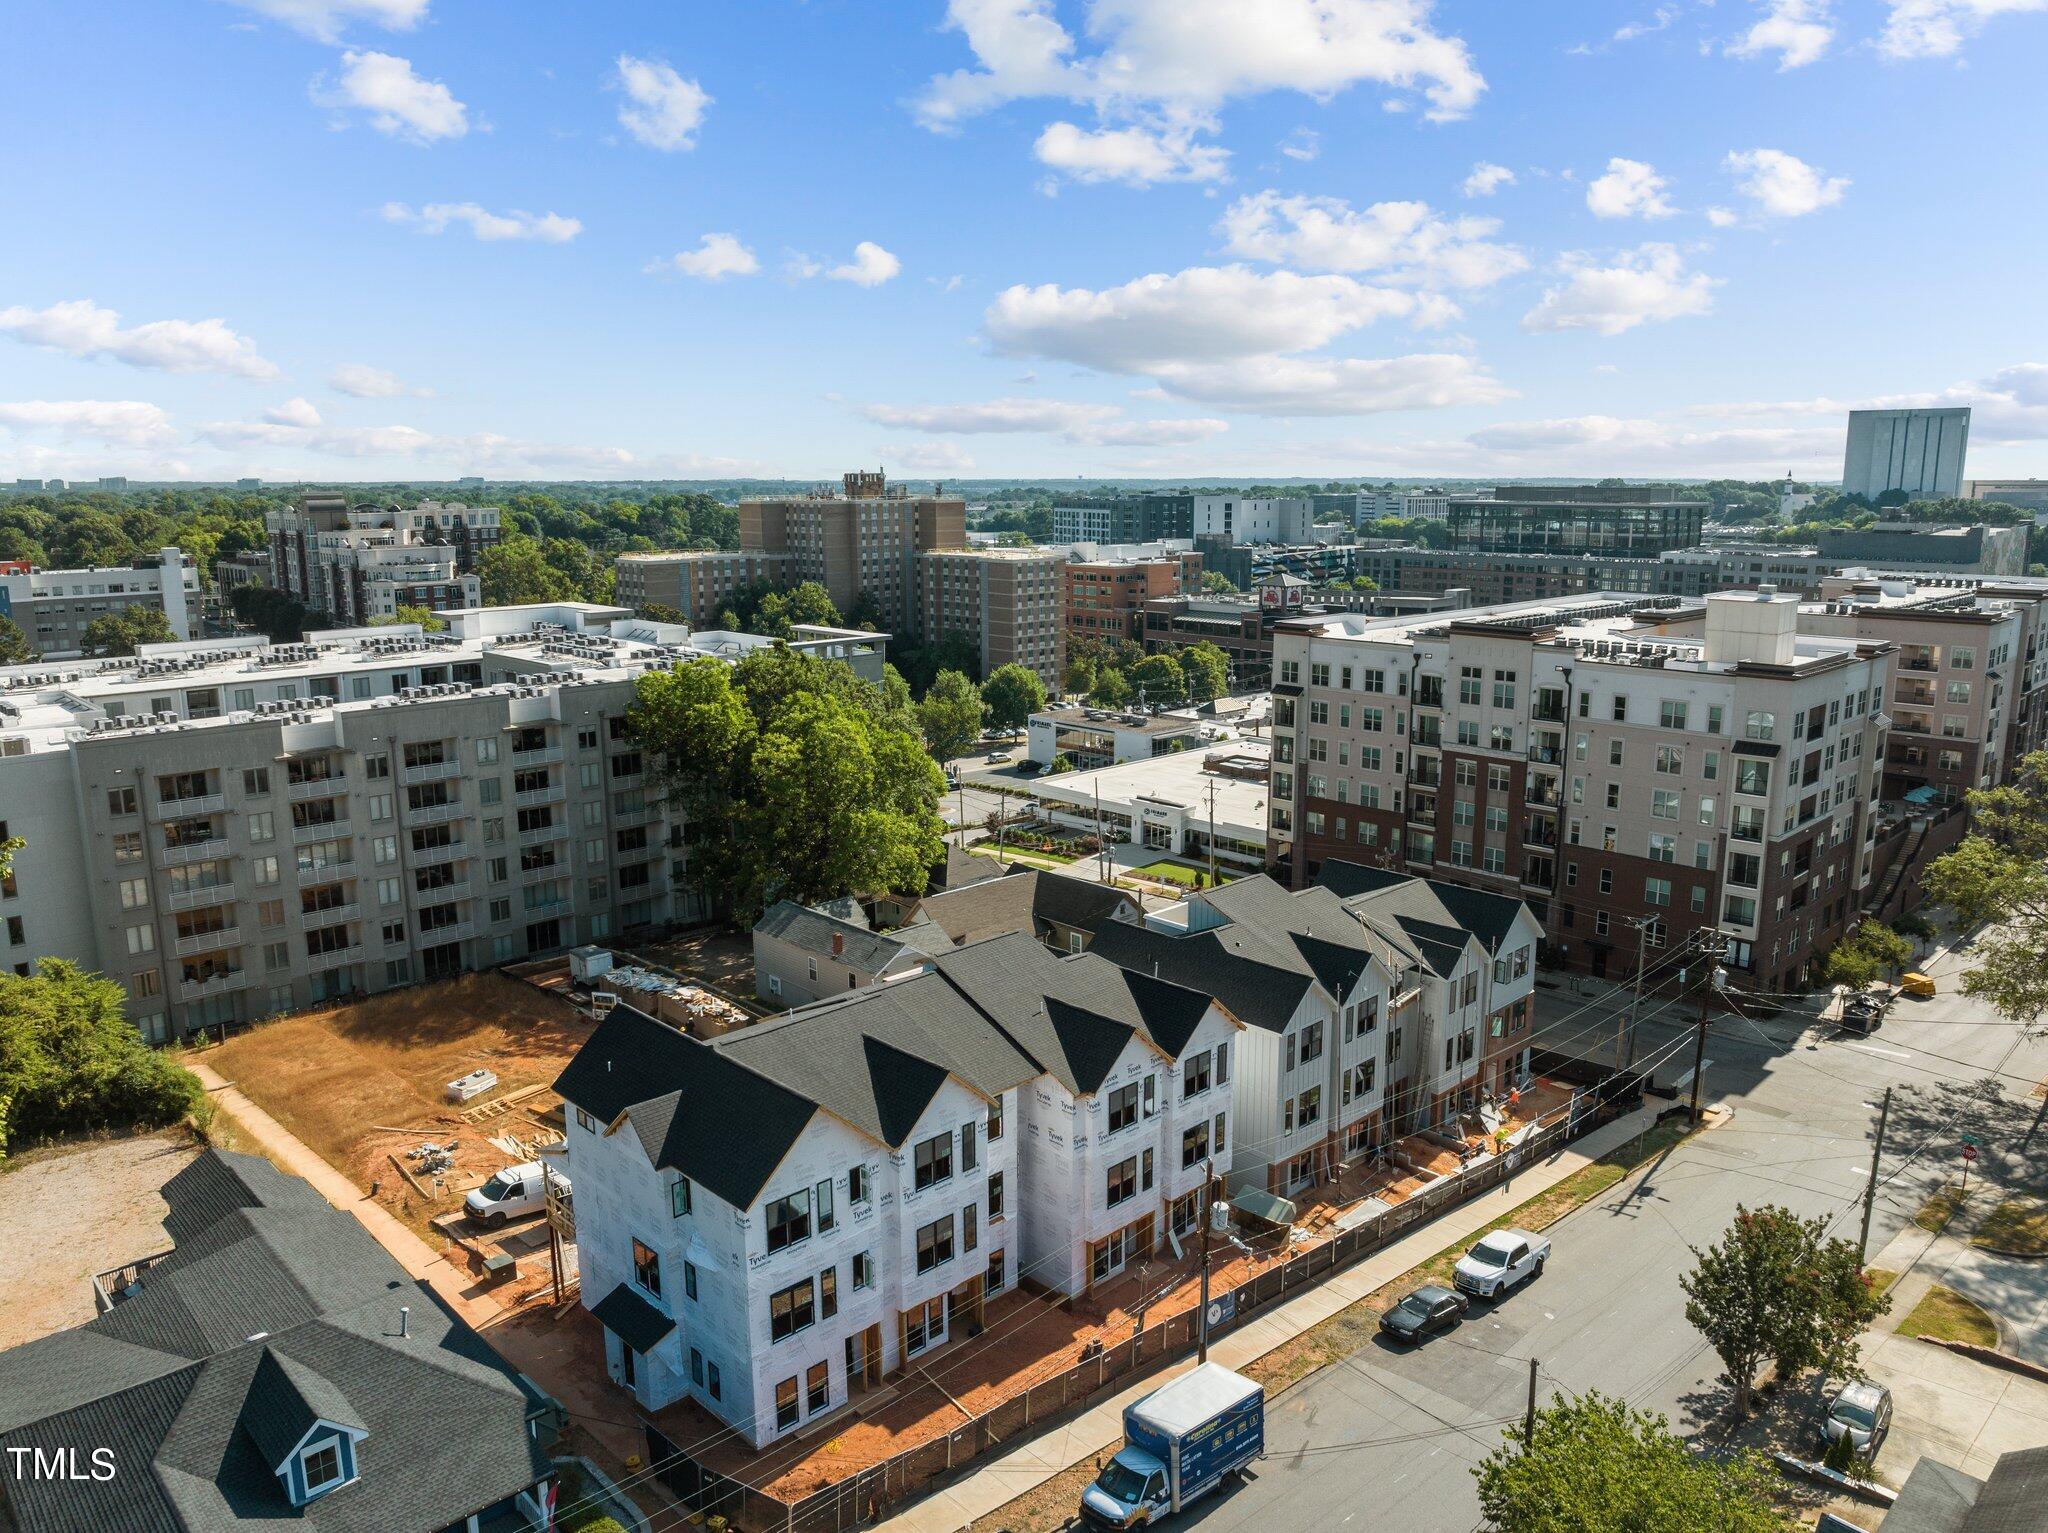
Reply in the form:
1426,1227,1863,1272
2,0,2044,483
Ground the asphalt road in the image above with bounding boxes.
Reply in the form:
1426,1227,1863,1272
1170,942,2048,1533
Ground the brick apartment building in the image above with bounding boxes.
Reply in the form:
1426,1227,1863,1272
1063,551,1202,648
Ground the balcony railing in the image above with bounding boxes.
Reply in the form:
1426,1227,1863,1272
300,902,359,927
416,919,472,943
410,841,471,867
286,776,346,802
160,839,229,868
1527,745,1563,765
1899,656,1937,673
405,801,467,827
178,968,247,999
152,792,226,820
514,784,567,808
306,941,366,965
509,744,563,767
518,823,566,848
410,873,469,900
401,758,459,785
173,926,240,958
165,883,235,912
292,817,352,844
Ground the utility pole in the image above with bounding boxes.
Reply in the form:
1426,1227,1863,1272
1094,781,1109,884
1859,1085,1892,1265
1621,916,1651,1072
995,785,1007,865
1523,1357,1539,1452
1689,932,1727,1126
1206,780,1219,888
1197,1156,1215,1364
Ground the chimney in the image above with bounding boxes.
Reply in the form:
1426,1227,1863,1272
832,932,846,957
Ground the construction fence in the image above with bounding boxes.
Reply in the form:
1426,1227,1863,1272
642,1093,1637,1533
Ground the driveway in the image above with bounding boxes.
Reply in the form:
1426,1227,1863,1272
1862,1332,2048,1483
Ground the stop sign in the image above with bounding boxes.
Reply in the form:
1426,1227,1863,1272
1963,1145,1979,1162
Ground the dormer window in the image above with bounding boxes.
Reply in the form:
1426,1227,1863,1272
302,1441,343,1495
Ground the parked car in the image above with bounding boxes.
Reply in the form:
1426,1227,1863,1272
1453,1228,1550,1299
464,1160,566,1226
1378,1284,1469,1344
1818,1380,1892,1459
1081,1364,1264,1527
1015,759,1046,776
985,750,1010,763
1902,972,1937,998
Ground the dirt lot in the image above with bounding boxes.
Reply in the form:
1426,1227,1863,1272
197,971,592,1258
0,1130,199,1348
625,927,758,1000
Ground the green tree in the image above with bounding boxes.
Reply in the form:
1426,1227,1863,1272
1049,752,1075,774
478,535,580,606
370,604,447,632
1089,668,1132,708
1199,570,1237,594
1925,751,2048,1034
1179,642,1230,704
229,585,317,642
918,669,986,762
1823,919,1913,989
0,960,208,1159
981,663,1048,733
80,605,176,657
1064,656,1097,697
1680,1204,1889,1418
1474,1391,1792,1533
750,580,841,640
1126,652,1186,706
0,615,33,665
630,650,944,922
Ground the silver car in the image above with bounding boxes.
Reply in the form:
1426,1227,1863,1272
1819,1380,1892,1458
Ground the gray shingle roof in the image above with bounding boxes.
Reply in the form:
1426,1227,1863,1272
591,1283,677,1356
1316,858,1530,955
0,1150,550,1533
754,899,917,976
1087,920,1314,1033
913,867,1139,949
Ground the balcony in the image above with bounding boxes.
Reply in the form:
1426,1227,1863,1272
1899,654,1937,673
1527,783,1560,808
509,744,564,767
611,798,658,822
521,896,572,919
292,817,352,845
1894,685,1936,709
401,758,459,785
1526,744,1564,766
1531,700,1567,724
411,841,471,867
300,902,359,927
174,926,240,957
1521,825,1559,850
405,800,467,827
307,941,366,965
411,872,470,899
165,883,235,912
160,838,230,868
518,822,567,848
286,776,347,802
152,792,226,820
514,783,567,809
178,967,246,1000
416,919,472,943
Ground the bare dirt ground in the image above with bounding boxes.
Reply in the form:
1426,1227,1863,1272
197,971,593,1254
0,1130,198,1347
626,927,758,998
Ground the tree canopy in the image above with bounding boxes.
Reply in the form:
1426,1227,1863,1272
981,663,1048,732
918,669,986,762
1822,919,1913,990
1474,1391,1792,1533
1925,751,2048,1034
370,603,447,632
629,648,946,922
80,604,176,657
0,960,207,1159
0,615,32,665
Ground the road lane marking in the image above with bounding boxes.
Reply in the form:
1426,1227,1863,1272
1840,1042,1911,1059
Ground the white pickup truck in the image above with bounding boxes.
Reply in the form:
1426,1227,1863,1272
1452,1227,1549,1299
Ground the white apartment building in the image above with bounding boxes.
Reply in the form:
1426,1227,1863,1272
0,604,889,1037
555,931,1237,1449
0,547,196,654
266,495,499,622
1193,495,1314,546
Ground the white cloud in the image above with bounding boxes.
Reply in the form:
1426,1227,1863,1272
1457,414,1841,470
1724,147,1848,217
985,265,1423,373
1217,191,1527,289
1279,128,1321,162
1727,0,1835,67
194,409,683,475
381,202,582,242
0,400,177,446
881,441,980,473
1611,4,1682,42
1586,157,1677,219
263,397,324,428
650,233,760,280
322,50,468,141
1033,120,1229,185
1139,353,1512,416
827,242,902,287
858,396,1227,444
222,0,428,43
1522,244,1718,335
1878,0,2048,58
0,298,280,380
614,54,710,151
1705,205,1740,227
1462,161,1515,197
1711,364,2048,443
329,362,433,397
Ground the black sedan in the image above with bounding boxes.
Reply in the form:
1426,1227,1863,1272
1379,1284,1470,1343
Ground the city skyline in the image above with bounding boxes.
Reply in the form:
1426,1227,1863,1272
3,0,2045,483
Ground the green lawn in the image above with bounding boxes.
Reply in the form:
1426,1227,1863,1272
1914,1182,1973,1234
1974,1196,2048,1255
1897,1284,1999,1347
968,843,1077,870
1129,858,1228,888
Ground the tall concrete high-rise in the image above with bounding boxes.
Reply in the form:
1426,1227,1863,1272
1842,408,1970,502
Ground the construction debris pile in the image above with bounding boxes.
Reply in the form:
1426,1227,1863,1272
598,966,752,1038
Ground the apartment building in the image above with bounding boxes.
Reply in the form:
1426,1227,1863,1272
0,604,889,1038
1843,407,1970,502
265,494,493,622
614,550,793,625
1063,552,1202,647
918,546,1064,687
1051,493,1196,545
1193,495,1313,545
1269,592,1893,995
554,931,1237,1447
741,471,964,633
1446,485,1704,557
0,547,196,654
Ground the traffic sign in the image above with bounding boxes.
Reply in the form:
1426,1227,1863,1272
1962,1132,1983,1148
1963,1145,1979,1162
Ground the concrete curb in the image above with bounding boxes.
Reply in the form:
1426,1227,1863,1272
1770,1452,1897,1507
1912,1335,2048,1386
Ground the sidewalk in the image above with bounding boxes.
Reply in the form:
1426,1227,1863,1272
189,1060,512,1332
879,1101,1677,1533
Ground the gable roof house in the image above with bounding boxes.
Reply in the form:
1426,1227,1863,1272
752,898,933,1007
907,866,1142,954
1089,876,1394,1196
552,933,1238,1448
0,1150,553,1533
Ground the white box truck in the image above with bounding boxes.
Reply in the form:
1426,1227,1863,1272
1081,1363,1264,1528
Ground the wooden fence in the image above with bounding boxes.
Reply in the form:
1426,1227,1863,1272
641,1101,1626,1533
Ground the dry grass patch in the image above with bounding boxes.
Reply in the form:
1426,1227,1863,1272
1897,1284,1999,1347
1914,1182,1973,1235
1973,1196,2048,1255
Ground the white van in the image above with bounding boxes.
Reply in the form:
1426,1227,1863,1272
464,1161,566,1226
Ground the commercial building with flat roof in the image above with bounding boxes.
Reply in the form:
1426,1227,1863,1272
1446,485,1703,556
1050,492,1195,545
1843,407,1970,502
1062,551,1202,648
0,547,197,655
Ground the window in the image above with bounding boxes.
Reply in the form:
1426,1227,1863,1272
963,1202,978,1252
1744,710,1775,741
684,1261,698,1300
671,1178,693,1217
118,877,149,910
961,1120,978,1174
1645,877,1672,908
1299,1020,1324,1064
776,1377,800,1432
1107,1156,1138,1207
816,1178,835,1234
914,1132,953,1189
1656,745,1684,775
1184,1050,1212,1097
916,1215,955,1272
807,1360,830,1417
988,1169,1004,1219
849,1164,869,1205
1215,1041,1229,1084
987,1248,1007,1295
1182,1119,1210,1168
1298,1086,1322,1126
988,1094,1004,1140
632,1237,661,1296
243,768,270,795
302,1442,342,1495
1651,789,1680,820
853,1250,873,1290
905,1296,945,1355
107,787,137,816
1649,833,1676,863
765,1190,812,1252
1660,700,1688,730
1107,1082,1139,1133
770,1278,815,1341
707,1361,722,1400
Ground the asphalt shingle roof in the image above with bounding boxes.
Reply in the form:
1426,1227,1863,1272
0,1150,550,1533
590,1283,677,1356
754,899,917,975
1087,920,1314,1033
914,867,1139,949
1316,858,1529,955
